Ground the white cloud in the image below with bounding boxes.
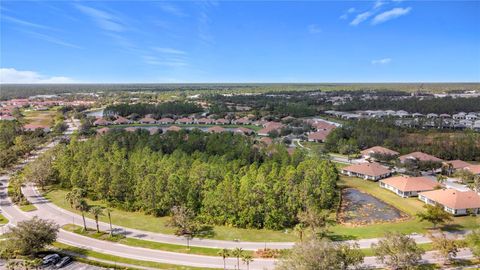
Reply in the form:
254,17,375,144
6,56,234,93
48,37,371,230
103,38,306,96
350,11,373,26
75,4,125,32
374,0,385,9
372,7,412,25
153,47,186,55
0,68,76,83
22,31,81,49
2,15,56,31
371,58,392,65
340,7,356,20
348,7,356,13
308,24,322,34
157,3,187,17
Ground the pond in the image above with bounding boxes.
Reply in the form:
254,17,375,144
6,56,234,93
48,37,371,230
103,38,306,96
338,188,407,225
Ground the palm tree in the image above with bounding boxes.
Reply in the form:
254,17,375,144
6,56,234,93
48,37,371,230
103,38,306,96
65,190,79,208
90,206,103,233
232,247,244,270
74,198,90,231
436,174,447,186
217,248,230,270
242,254,253,270
293,223,305,241
105,208,114,236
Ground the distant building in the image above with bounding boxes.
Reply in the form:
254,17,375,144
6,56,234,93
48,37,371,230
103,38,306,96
418,189,480,215
361,146,399,159
464,165,480,175
166,125,182,132
93,118,111,126
380,176,439,198
113,116,131,125
176,117,194,125
399,151,443,163
158,118,175,124
195,118,214,125
234,127,254,135
341,162,392,181
139,116,157,124
307,131,330,143
207,126,226,133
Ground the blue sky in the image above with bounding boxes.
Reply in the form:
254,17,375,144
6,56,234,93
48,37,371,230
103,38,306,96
1,0,479,83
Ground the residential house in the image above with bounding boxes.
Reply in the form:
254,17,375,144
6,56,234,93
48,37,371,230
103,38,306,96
361,146,399,159
176,117,194,125
93,118,111,126
113,116,131,125
465,165,480,175
139,116,157,124
234,127,254,135
166,125,182,132
215,118,230,125
207,126,226,133
418,189,480,215
195,118,214,125
341,162,392,181
307,131,330,143
380,176,439,198
399,151,443,163
158,118,175,125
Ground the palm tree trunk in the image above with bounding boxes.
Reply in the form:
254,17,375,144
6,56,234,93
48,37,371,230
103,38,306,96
82,212,87,231
108,212,113,236
223,258,226,270
95,217,100,233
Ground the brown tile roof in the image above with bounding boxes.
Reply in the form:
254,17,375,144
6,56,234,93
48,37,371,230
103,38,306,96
166,125,182,132
259,137,273,145
419,189,480,209
399,151,443,163
361,146,399,156
158,117,174,123
234,127,253,134
445,160,471,170
114,116,130,124
308,131,330,141
176,117,193,124
312,121,336,131
93,118,111,125
343,162,391,177
139,117,156,123
381,176,438,192
465,165,480,175
207,126,226,133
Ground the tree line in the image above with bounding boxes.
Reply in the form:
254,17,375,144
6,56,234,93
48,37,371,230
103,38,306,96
104,102,203,118
335,96,480,114
50,129,339,230
324,119,480,161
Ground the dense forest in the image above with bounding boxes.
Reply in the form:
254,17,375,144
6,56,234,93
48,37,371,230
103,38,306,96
0,121,48,170
325,119,480,161
104,102,203,118
336,96,480,114
51,130,338,230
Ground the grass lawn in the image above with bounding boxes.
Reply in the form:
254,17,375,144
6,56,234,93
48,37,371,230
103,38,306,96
62,224,254,256
23,109,57,127
52,242,220,270
329,176,480,240
45,188,297,242
0,213,8,225
19,203,37,212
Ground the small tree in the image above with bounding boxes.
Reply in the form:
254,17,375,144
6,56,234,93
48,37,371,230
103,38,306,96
297,206,330,238
428,232,459,265
217,248,230,270
242,254,253,270
232,247,244,270
276,237,364,270
436,174,447,185
371,232,424,269
466,229,480,259
416,204,452,228
293,223,305,241
168,205,198,248
90,206,103,233
1,217,59,256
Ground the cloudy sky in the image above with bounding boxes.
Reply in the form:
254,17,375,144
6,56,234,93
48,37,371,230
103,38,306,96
1,1,479,83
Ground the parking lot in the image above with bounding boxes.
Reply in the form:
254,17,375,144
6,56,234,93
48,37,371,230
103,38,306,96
0,260,107,270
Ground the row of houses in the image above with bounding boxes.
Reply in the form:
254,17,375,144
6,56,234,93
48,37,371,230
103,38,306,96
379,176,480,215
325,110,480,120
97,125,255,136
93,115,274,127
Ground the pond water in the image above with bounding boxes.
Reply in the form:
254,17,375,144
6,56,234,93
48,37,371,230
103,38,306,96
338,188,407,225
86,108,104,118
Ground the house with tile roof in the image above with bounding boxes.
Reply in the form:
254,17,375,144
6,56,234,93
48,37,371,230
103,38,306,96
418,189,480,215
399,151,443,163
361,146,399,159
207,126,226,133
166,125,182,132
341,162,392,181
307,131,330,142
380,176,439,198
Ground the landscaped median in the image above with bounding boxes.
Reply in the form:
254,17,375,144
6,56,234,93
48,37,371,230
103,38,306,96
18,203,37,212
0,213,8,225
62,224,255,257
44,188,298,242
52,242,221,270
